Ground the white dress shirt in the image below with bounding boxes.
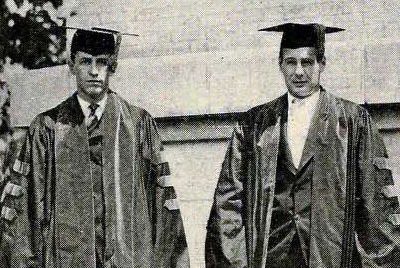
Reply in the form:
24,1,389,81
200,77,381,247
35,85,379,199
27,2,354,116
287,91,320,168
77,94,107,125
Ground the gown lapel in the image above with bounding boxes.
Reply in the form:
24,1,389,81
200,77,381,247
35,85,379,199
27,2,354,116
250,95,286,267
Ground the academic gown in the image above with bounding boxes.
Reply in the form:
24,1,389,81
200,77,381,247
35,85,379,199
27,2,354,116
0,80,25,268
1,92,190,267
205,89,400,268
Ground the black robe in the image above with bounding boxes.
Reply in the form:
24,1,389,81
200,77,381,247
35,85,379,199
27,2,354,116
206,90,400,267
1,92,190,267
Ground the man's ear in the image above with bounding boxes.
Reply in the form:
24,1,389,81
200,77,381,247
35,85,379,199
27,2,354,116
68,59,76,75
278,59,283,73
108,59,117,74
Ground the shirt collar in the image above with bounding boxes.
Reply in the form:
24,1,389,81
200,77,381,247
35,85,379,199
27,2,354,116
77,94,108,119
287,90,320,111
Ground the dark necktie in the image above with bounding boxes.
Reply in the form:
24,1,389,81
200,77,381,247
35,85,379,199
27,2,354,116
87,103,100,133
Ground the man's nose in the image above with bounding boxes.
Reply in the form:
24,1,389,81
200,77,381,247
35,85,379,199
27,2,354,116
294,62,305,76
89,62,99,76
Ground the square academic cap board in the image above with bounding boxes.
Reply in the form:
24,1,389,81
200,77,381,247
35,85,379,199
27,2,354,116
56,26,138,59
259,23,344,60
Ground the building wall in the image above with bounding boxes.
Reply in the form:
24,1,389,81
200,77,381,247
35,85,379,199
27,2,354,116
4,0,399,126
163,140,227,266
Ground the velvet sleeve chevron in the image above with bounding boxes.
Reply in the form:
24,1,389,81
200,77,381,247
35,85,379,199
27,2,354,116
141,111,190,267
0,115,51,268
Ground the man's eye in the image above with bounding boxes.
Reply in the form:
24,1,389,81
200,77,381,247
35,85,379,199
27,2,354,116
79,58,91,65
285,59,296,65
301,59,314,66
97,59,108,65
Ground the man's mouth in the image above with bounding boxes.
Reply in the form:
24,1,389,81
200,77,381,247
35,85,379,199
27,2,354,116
87,80,102,85
293,81,307,87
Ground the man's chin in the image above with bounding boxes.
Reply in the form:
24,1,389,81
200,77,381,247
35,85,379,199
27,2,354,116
89,91,107,99
86,86,105,94
80,87,107,101
288,88,315,98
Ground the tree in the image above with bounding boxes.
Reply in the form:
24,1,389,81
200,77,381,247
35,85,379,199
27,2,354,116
0,0,66,69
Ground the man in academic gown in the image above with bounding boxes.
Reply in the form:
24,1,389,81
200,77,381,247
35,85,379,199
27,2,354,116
0,57,24,268
205,23,400,267
0,28,189,267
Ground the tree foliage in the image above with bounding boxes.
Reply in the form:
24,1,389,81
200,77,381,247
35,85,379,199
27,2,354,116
0,0,66,69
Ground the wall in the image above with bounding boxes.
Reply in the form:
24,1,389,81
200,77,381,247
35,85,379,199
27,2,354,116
163,140,227,266
4,0,399,126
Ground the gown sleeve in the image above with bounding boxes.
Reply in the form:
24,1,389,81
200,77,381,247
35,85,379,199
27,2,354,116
205,123,248,268
141,112,190,267
354,108,400,267
1,115,51,268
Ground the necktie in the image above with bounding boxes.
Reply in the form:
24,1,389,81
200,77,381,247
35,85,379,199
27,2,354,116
87,103,100,133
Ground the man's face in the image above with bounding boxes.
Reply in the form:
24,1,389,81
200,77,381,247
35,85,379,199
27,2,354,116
279,47,325,98
70,51,113,102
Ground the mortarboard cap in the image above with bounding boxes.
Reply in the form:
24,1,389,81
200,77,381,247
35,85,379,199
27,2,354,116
259,23,344,60
58,26,138,72
71,28,115,57
64,26,138,57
